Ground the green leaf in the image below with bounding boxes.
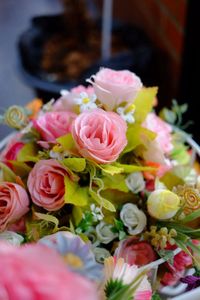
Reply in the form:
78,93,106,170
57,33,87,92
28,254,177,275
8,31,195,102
124,124,156,154
62,158,86,172
56,133,76,152
89,189,116,212
181,209,200,224
17,142,39,162
72,206,84,226
34,212,59,231
160,171,184,190
64,176,88,206
134,87,158,123
99,164,123,175
114,162,157,173
0,161,16,182
102,174,129,193
9,160,32,178
151,293,162,300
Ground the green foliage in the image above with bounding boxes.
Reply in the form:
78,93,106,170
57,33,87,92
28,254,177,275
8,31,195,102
151,293,162,300
102,174,129,193
64,176,88,206
62,158,86,172
111,219,126,240
134,87,158,123
0,161,16,182
75,211,94,234
114,162,157,173
17,142,39,162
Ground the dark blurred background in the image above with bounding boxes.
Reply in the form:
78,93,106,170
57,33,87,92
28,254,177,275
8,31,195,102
0,0,199,141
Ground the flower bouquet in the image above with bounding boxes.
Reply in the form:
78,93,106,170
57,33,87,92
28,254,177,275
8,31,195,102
1,68,200,300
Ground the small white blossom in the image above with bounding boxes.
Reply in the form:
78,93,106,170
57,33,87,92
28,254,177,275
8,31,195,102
0,231,24,246
96,221,117,244
90,204,104,222
60,89,69,96
120,203,147,235
117,104,135,124
125,172,145,193
74,92,97,112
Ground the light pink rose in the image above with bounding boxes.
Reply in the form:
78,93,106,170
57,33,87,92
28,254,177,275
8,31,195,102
89,68,142,110
72,109,127,164
0,182,29,232
143,112,173,154
0,242,98,300
34,111,76,142
27,159,69,211
53,85,94,112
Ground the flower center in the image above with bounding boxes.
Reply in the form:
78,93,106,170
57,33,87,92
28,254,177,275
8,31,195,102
63,253,84,269
82,97,90,104
124,104,135,114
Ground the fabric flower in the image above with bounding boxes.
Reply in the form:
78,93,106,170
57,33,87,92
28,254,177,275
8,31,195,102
104,257,152,300
180,275,200,291
0,133,24,168
72,108,127,164
27,159,69,211
120,203,147,235
33,111,76,142
116,103,136,124
143,112,173,154
147,189,180,220
125,172,145,193
0,242,97,300
39,231,102,281
53,85,94,112
74,92,97,112
88,68,142,110
0,182,29,232
96,221,118,244
0,231,24,245
115,237,157,267
161,244,193,286
90,204,104,222
93,247,111,264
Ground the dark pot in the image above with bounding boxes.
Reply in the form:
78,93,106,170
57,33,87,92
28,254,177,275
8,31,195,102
18,14,161,102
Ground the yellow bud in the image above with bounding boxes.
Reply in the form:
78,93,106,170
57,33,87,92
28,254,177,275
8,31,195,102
147,189,180,220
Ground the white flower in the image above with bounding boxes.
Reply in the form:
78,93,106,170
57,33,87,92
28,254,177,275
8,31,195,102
116,104,135,124
93,247,110,264
125,172,145,193
60,89,69,96
104,257,152,298
154,177,167,190
96,222,117,244
74,92,97,112
90,204,104,222
120,203,147,235
185,169,198,186
0,231,24,246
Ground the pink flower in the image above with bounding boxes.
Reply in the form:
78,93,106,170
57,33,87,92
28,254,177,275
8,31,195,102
89,68,142,110
143,113,173,154
0,242,98,300
72,108,127,164
161,244,193,286
115,237,157,267
0,133,24,168
34,111,76,142
27,159,69,211
0,182,29,232
53,85,94,112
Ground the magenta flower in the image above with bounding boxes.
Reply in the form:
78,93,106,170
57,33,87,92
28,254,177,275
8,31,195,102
181,275,200,291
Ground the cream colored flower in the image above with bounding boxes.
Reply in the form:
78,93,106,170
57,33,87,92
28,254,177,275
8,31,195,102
120,203,147,235
96,222,117,244
125,172,145,193
147,189,180,220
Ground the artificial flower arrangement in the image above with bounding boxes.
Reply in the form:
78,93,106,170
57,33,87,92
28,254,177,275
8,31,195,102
0,68,200,300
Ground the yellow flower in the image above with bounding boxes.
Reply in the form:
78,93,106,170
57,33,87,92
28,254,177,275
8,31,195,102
147,189,180,220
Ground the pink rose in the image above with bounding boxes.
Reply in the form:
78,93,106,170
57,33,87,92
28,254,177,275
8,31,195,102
115,237,157,267
0,133,24,169
53,85,94,112
89,68,142,110
27,159,68,211
0,182,29,232
0,242,97,300
143,112,173,154
72,108,127,164
34,111,76,142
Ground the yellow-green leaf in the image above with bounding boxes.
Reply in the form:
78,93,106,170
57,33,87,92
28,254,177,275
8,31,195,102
17,143,39,162
89,189,116,212
114,162,157,173
0,161,16,182
124,124,156,154
134,87,158,123
102,174,129,192
63,158,86,172
34,212,59,231
64,176,88,206
57,133,75,151
99,164,123,175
